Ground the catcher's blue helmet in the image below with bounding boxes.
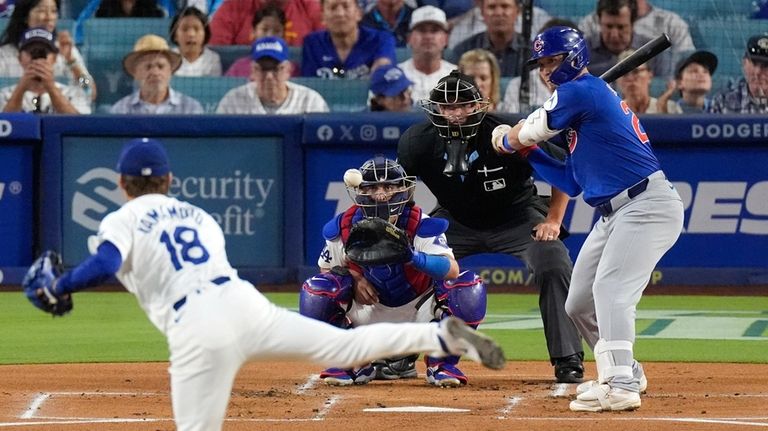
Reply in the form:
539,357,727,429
528,26,590,86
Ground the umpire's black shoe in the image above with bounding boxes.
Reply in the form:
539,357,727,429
554,353,584,383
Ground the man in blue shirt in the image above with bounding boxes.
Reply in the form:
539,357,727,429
302,0,396,79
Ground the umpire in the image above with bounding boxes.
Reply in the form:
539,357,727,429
397,70,584,382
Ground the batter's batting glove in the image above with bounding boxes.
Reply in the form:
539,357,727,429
22,251,73,317
491,124,515,154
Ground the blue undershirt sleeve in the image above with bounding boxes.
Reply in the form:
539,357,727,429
410,251,452,280
56,241,123,295
527,148,583,197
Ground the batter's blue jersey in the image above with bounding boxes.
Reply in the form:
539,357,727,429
546,74,660,205
301,26,397,79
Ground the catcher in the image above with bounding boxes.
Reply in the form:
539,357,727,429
300,155,488,387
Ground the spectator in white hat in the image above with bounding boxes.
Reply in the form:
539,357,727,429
111,34,204,114
398,5,456,103
217,36,329,114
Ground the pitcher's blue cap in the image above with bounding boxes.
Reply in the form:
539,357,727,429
117,138,170,177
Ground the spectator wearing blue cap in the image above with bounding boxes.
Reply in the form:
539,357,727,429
0,27,91,113
217,36,329,114
369,64,413,111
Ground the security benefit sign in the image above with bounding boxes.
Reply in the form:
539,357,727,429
61,137,282,267
0,145,34,266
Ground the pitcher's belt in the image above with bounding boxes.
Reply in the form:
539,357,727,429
172,276,231,311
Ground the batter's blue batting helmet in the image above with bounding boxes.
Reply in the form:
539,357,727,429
528,26,590,86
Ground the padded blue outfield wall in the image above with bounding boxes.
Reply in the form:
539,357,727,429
0,113,766,287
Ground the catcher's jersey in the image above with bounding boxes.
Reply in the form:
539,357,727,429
93,194,237,333
546,74,661,205
318,208,454,307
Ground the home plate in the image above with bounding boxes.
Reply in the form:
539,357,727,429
363,406,470,413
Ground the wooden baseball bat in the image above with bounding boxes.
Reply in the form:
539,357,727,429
600,33,672,83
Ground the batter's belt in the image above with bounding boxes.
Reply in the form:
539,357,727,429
596,170,666,217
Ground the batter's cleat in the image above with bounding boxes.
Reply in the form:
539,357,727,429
576,374,648,395
372,354,419,380
320,366,376,386
554,354,584,383
439,316,506,370
426,363,468,387
569,384,641,412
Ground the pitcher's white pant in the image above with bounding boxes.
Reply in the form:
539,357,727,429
166,280,451,431
565,173,683,389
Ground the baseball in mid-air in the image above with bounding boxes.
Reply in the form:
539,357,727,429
344,169,363,187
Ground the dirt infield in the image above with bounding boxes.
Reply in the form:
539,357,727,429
2,361,767,430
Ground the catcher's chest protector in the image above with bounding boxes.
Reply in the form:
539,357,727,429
339,206,422,244
340,206,433,301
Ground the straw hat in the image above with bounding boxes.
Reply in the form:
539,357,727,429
122,34,182,77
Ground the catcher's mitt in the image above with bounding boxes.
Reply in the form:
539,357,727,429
345,217,413,266
22,251,73,317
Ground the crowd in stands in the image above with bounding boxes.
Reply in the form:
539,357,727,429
0,0,766,115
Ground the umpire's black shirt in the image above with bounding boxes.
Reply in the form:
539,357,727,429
398,113,540,230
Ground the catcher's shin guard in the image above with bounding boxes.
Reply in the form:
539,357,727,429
436,270,487,327
299,268,353,328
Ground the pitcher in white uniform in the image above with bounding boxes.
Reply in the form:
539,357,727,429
22,137,506,431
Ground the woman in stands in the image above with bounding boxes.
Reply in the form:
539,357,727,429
458,48,501,111
0,0,97,99
224,4,286,78
170,6,221,76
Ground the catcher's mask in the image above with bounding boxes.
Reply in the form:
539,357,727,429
345,156,416,220
419,70,490,175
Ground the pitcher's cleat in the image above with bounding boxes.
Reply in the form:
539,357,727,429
439,316,506,370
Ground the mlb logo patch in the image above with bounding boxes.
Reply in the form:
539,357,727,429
484,178,506,191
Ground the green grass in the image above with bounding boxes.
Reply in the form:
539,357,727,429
1,292,766,365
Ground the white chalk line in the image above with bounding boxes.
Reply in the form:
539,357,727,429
312,394,342,421
19,391,164,420
20,393,49,419
496,396,522,419
295,374,320,395
9,388,768,427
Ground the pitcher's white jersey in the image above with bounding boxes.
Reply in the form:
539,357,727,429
92,194,236,333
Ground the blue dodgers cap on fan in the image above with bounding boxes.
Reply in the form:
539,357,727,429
251,36,289,62
117,138,170,177
18,27,59,53
370,65,413,97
